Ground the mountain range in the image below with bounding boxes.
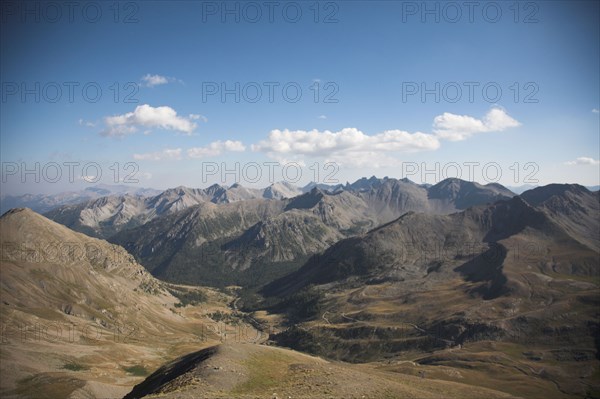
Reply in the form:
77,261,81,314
0,177,598,398
38,178,516,288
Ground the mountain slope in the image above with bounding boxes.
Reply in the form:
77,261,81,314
122,343,518,399
521,184,600,251
427,178,516,212
261,196,599,397
0,208,218,398
109,199,289,286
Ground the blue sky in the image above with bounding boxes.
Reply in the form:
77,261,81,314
1,0,598,194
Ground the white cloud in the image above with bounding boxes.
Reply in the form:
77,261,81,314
133,148,182,161
78,118,96,128
141,74,170,87
249,107,520,167
251,128,440,166
187,140,246,158
102,104,198,137
141,74,184,87
433,107,521,141
564,157,600,166
189,114,208,122
592,108,599,114
318,115,327,120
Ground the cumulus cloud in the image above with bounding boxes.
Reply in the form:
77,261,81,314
140,73,183,88
187,140,246,158
564,157,600,166
133,148,182,161
433,107,521,141
102,104,198,137
318,115,327,120
189,114,208,122
250,128,440,168
249,107,520,167
251,128,440,161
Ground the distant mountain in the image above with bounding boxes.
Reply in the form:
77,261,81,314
427,178,516,211
344,175,388,191
108,189,378,287
347,177,515,217
0,184,160,214
264,181,303,199
521,184,600,251
351,178,430,221
509,184,599,194
27,177,518,291
103,178,517,289
301,181,344,193
506,184,539,194
44,194,154,238
42,182,306,238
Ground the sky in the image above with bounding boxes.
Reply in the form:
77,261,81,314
1,0,599,195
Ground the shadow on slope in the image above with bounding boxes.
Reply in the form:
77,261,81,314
123,346,219,399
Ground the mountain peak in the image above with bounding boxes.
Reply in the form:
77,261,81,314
428,178,514,210
521,183,590,206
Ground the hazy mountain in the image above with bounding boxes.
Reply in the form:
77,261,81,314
344,175,387,191
351,178,430,221
39,178,520,291
509,184,600,194
506,184,539,194
42,177,517,241
346,177,515,218
521,184,600,251
43,195,150,238
302,181,345,193
0,184,160,214
427,178,516,212
42,183,302,238
263,181,303,199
